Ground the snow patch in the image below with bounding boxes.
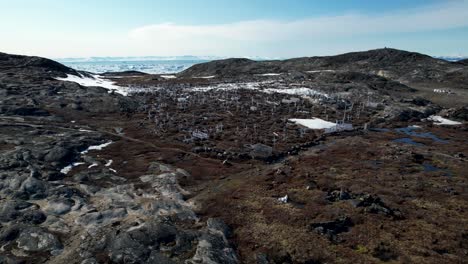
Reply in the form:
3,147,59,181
78,129,94,133
433,89,453,94
60,162,85,175
190,82,264,92
81,141,113,154
105,160,113,167
55,74,129,96
427,116,462,125
257,73,282,76
194,76,216,79
88,163,98,169
278,195,289,203
187,82,330,101
161,75,177,79
265,87,329,98
290,118,337,129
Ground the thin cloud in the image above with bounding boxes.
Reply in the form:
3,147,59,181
127,0,468,56
2,0,468,57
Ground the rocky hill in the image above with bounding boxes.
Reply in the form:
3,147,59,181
457,58,468,65
0,52,78,78
179,48,468,88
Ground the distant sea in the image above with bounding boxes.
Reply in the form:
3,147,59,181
56,55,276,74
57,57,212,74
57,55,466,75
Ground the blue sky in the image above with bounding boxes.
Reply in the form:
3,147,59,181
1,0,468,58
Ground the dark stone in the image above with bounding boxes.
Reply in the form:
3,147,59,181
326,190,351,202
412,153,425,164
0,200,34,222
207,218,233,238
73,173,90,183
21,210,47,224
309,216,353,241
11,107,50,116
44,146,72,163
16,227,63,253
44,171,65,181
372,242,399,262
20,176,47,199
146,252,176,264
411,97,431,106
0,225,21,242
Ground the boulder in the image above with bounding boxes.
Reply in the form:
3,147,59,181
16,227,63,253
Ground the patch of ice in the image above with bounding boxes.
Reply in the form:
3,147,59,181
60,162,85,174
81,141,113,154
161,75,177,79
105,160,113,167
427,116,462,125
278,195,289,203
55,74,129,96
289,118,337,129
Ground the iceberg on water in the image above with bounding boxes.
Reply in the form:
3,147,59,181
55,74,129,96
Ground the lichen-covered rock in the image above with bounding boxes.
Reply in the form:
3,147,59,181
16,227,63,253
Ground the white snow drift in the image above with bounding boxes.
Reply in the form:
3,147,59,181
290,118,353,133
427,115,462,125
265,87,329,98
80,141,113,154
194,76,216,79
60,141,114,175
56,74,129,96
257,73,282,76
289,118,337,129
60,162,85,175
161,75,177,79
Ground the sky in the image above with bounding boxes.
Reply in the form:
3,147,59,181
1,0,468,58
